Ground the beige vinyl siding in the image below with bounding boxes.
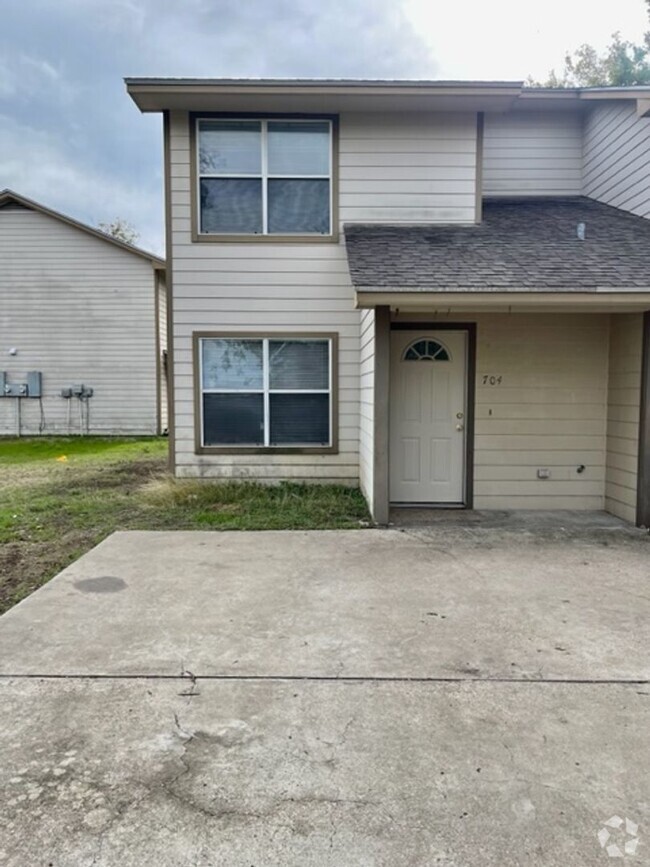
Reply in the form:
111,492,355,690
583,101,650,218
483,111,583,197
157,272,169,432
359,309,375,503
473,313,608,509
169,110,359,482
0,206,158,436
605,313,643,523
339,111,478,224
387,311,609,510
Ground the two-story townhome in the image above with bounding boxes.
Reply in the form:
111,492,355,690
126,78,650,526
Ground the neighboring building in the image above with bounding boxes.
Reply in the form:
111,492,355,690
126,78,650,526
0,189,167,436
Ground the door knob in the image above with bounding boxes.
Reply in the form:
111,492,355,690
456,424,464,431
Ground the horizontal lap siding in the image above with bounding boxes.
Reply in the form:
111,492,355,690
339,112,477,224
583,102,650,217
472,313,608,509
605,314,642,523
483,111,583,196
169,111,361,482
0,208,157,435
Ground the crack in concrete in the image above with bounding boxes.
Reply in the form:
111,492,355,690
155,711,376,840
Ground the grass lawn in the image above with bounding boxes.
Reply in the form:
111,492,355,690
0,437,370,614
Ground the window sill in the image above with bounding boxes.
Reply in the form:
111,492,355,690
192,231,339,244
196,445,338,456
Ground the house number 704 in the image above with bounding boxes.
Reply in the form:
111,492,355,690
482,375,503,385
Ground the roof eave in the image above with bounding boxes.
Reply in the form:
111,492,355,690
125,78,524,113
126,78,650,115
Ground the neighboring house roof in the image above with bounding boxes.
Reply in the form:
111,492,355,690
0,189,165,269
344,198,650,292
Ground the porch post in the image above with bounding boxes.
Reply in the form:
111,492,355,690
373,306,391,524
636,310,650,527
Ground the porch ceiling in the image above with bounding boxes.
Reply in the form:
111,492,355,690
346,198,650,307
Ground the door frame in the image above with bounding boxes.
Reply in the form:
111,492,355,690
390,322,477,509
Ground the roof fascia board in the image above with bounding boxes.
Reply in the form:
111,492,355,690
125,79,524,112
519,88,581,99
125,77,523,91
355,290,650,310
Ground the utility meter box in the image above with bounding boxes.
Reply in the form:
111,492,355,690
0,371,42,397
27,371,42,398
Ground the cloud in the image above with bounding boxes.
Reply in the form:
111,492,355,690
0,113,163,254
0,0,436,252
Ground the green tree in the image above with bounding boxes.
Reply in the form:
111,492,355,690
530,3,650,87
97,218,139,246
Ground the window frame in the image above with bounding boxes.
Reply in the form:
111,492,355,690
193,331,339,454
402,338,451,362
191,113,339,243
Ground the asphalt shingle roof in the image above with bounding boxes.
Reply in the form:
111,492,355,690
344,198,650,291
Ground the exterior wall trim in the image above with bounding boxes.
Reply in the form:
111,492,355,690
154,270,162,435
163,111,176,469
192,330,340,456
637,310,650,527
188,112,340,244
390,321,477,510
372,307,391,524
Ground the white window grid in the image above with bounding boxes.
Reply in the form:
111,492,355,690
196,117,333,235
199,337,333,448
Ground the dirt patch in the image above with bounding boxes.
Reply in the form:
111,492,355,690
0,454,168,613
0,530,95,612
48,458,165,495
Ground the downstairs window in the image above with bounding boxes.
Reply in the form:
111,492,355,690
197,335,336,450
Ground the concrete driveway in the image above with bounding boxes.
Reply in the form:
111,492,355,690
0,513,648,866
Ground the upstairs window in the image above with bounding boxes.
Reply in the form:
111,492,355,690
197,119,333,236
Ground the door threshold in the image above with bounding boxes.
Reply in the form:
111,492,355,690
390,502,467,509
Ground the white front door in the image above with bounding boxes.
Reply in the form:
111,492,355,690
389,330,467,504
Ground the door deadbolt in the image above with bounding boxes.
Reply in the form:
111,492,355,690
456,412,464,419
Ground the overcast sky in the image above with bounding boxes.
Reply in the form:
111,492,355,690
1,0,648,253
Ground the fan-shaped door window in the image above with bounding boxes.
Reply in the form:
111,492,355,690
403,338,450,362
